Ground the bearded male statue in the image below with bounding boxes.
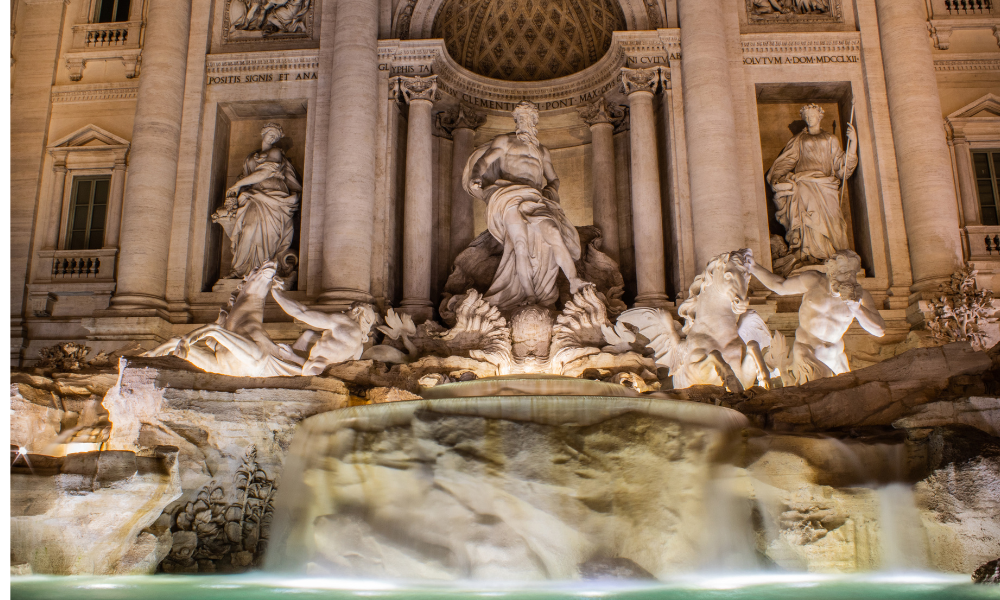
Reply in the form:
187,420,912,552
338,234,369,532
750,249,885,383
766,103,857,268
462,101,585,311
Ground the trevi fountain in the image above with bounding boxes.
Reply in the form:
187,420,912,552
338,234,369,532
8,0,1000,597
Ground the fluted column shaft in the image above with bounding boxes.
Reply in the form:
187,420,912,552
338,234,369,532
318,0,380,307
579,97,623,263
398,76,437,322
111,0,191,310
439,105,486,264
622,69,668,307
876,0,962,291
677,0,744,270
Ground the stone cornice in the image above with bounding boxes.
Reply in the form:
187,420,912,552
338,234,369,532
740,32,861,56
205,49,320,75
50,81,139,103
933,53,1000,73
378,31,678,115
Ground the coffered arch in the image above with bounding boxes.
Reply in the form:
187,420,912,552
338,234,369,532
393,0,659,47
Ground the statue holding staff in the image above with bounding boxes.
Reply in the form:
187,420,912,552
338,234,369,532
766,103,858,268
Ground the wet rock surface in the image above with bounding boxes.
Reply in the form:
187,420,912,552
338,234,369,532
270,399,744,579
974,558,1000,584
10,446,181,574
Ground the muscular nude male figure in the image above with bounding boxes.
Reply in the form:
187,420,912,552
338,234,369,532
271,280,377,376
750,250,885,383
463,101,585,310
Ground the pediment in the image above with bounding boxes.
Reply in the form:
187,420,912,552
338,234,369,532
49,124,130,149
947,93,1000,121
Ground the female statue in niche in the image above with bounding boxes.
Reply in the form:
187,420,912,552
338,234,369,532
766,103,857,268
213,122,302,279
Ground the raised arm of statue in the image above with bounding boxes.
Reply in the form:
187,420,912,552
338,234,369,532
847,290,885,337
750,260,814,295
832,123,858,181
271,284,339,332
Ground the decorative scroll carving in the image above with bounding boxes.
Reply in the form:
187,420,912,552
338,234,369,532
394,74,438,104
436,104,487,134
576,97,626,127
619,66,663,95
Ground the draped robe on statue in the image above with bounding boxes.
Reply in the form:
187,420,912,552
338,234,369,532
766,130,857,263
226,153,301,277
463,143,581,311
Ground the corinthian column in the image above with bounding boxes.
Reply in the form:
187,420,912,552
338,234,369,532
317,0,380,309
621,68,669,307
578,98,623,263
110,0,192,311
677,0,744,270
876,0,963,292
397,75,437,323
438,105,486,264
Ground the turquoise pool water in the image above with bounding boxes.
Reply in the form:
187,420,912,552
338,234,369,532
11,574,999,600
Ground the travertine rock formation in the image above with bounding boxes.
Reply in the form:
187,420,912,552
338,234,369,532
11,447,181,575
269,397,748,579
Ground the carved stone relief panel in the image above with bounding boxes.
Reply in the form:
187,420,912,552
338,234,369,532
223,0,314,44
746,0,842,25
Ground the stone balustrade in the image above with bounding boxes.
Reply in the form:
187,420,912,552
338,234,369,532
38,249,118,282
66,21,144,80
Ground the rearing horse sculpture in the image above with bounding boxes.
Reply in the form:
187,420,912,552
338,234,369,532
612,249,771,392
146,261,303,377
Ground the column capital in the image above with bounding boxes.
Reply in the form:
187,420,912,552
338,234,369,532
576,97,626,128
436,103,487,134
394,74,438,104
619,67,663,96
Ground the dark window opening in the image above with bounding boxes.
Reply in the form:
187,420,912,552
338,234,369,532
95,0,131,23
67,176,110,250
973,150,1000,226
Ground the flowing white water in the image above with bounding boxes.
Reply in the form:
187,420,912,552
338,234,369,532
876,483,931,571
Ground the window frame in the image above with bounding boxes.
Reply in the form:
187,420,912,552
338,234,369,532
66,175,112,250
972,149,1000,226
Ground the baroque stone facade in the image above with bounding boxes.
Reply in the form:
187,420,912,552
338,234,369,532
10,0,1000,367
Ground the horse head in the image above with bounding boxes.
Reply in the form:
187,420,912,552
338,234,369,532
677,248,752,333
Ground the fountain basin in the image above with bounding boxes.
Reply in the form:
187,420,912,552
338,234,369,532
267,394,748,580
420,374,645,399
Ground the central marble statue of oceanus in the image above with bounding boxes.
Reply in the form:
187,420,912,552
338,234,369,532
463,100,586,311
148,99,884,389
